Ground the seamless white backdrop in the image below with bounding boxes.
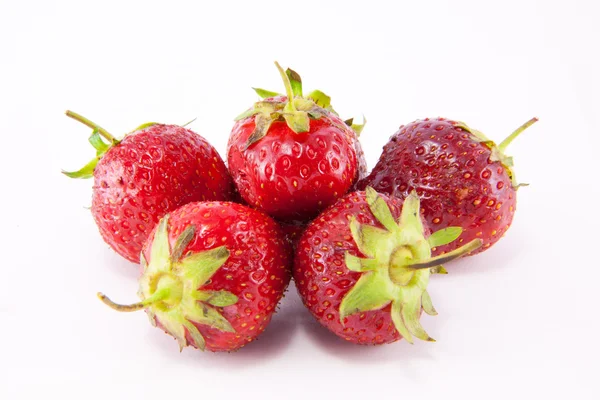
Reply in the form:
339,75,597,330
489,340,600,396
1,1,599,399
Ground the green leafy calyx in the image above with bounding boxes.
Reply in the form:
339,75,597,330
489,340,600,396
236,62,365,148
97,215,237,351
62,111,121,178
62,111,167,179
456,117,538,188
339,187,482,344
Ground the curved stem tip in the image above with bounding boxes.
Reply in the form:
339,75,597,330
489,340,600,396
498,117,538,153
65,110,117,143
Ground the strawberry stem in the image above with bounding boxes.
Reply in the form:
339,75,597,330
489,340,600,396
406,239,483,270
498,117,538,153
274,61,298,112
97,288,171,312
66,110,117,143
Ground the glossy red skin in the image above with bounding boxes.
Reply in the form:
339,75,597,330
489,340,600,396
227,101,361,221
294,191,419,345
92,124,234,263
142,201,291,352
358,118,515,256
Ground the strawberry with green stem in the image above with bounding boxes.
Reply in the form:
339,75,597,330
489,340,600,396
227,62,366,222
359,117,537,256
63,111,234,263
294,188,481,344
98,201,291,352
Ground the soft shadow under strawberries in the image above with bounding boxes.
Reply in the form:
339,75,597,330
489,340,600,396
145,289,302,369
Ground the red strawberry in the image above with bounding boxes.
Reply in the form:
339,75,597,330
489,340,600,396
63,111,234,263
227,62,366,222
294,188,481,345
97,201,291,352
358,117,537,256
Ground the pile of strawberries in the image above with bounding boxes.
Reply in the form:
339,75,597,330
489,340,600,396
65,62,537,351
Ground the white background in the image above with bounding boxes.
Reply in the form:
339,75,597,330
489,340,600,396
1,0,599,398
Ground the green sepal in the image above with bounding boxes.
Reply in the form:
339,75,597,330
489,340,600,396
181,320,206,351
294,98,328,120
392,294,434,343
282,106,310,133
421,290,437,316
149,216,171,273
132,122,158,132
171,225,195,262
428,227,462,248
349,217,392,259
344,253,380,272
63,110,122,180
344,116,366,136
398,191,424,234
366,187,399,232
61,157,98,179
339,271,394,323
456,118,538,188
88,130,110,155
430,265,448,274
245,112,274,149
186,300,235,333
338,187,481,344
234,108,262,121
178,246,230,290
130,216,237,351
252,87,281,99
391,300,414,344
200,290,239,307
307,90,331,109
286,68,303,97
181,117,197,127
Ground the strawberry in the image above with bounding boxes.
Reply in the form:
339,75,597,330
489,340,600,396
358,117,537,256
97,201,291,352
227,62,366,222
294,188,481,345
63,111,234,263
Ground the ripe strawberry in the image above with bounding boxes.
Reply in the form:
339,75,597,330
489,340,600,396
358,117,537,256
294,188,481,345
227,62,366,222
63,111,234,263
98,201,291,352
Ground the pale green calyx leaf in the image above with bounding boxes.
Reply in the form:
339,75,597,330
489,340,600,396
428,227,462,248
421,291,437,316
63,110,121,180
203,291,239,307
365,187,399,232
98,214,237,351
339,187,482,343
339,271,394,323
88,130,110,155
235,62,357,147
344,116,367,136
253,87,281,99
456,118,538,188
131,122,158,132
307,89,331,109
61,157,98,179
245,112,274,149
398,191,424,234
345,253,380,272
286,68,303,97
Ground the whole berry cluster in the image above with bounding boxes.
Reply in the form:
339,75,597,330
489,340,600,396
65,62,537,352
